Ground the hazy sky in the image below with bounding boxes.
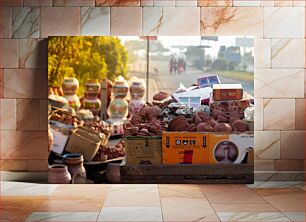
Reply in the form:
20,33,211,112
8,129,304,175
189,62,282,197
118,36,254,58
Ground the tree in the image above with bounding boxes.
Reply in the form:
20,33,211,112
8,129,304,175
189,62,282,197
48,36,128,95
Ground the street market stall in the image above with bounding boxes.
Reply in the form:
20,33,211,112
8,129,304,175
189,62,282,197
48,74,254,184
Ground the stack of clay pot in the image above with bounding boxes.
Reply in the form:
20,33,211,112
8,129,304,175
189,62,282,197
167,109,248,133
62,77,81,110
124,104,167,136
83,79,102,116
107,76,129,120
128,77,146,114
48,153,87,184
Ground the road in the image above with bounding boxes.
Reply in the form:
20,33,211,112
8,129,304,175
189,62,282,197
130,60,254,102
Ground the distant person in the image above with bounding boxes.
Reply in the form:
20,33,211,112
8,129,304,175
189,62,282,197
177,57,186,74
169,56,177,75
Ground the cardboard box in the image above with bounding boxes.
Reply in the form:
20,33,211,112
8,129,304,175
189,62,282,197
65,127,103,161
208,133,254,164
209,93,250,113
162,132,254,165
162,132,210,164
126,136,162,165
213,84,243,101
50,127,69,155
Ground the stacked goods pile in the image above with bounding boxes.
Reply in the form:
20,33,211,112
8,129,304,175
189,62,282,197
167,110,248,133
93,140,126,161
49,108,125,163
124,104,167,136
123,79,254,167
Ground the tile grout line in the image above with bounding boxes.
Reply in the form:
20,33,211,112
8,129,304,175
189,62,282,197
197,184,222,222
157,184,165,222
95,184,112,221
199,184,294,221
247,187,296,221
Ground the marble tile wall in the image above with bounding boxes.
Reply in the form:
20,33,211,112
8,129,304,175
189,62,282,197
0,1,304,178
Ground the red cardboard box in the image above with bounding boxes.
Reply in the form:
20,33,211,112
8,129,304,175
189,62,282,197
209,93,250,113
213,84,243,101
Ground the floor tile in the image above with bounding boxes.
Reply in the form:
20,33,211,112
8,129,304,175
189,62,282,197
51,184,111,199
25,212,99,221
255,187,305,212
212,203,278,212
1,181,58,196
0,196,47,221
199,185,266,204
158,184,204,198
217,212,291,221
97,207,163,221
103,184,160,207
283,212,305,221
248,181,304,189
37,196,104,212
255,189,305,212
254,188,304,197
161,197,219,221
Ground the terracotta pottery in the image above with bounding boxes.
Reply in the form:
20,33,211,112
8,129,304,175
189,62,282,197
229,115,240,124
64,94,81,110
72,172,94,184
217,112,229,123
129,98,145,114
48,164,71,184
112,77,129,98
62,77,79,96
85,79,101,97
204,117,218,127
63,153,86,178
153,91,168,101
129,78,146,99
213,123,232,132
83,96,102,116
232,120,248,132
212,109,222,119
196,122,213,132
107,98,129,119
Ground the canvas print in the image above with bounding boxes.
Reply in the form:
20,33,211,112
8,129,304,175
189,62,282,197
48,36,254,184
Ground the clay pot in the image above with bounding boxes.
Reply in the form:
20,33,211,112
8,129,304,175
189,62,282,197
229,115,241,124
48,164,71,184
217,113,229,123
204,117,218,127
107,98,129,119
153,91,169,101
212,109,222,119
130,80,146,99
85,79,101,97
230,123,238,132
83,96,101,116
176,123,190,132
197,112,208,120
213,123,232,132
168,116,185,131
229,110,244,119
63,154,86,178
192,112,202,125
186,124,197,132
148,105,162,118
196,122,213,132
62,77,79,96
129,99,145,114
232,120,248,132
